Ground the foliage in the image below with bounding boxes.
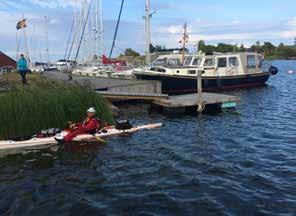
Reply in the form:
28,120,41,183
197,40,296,59
150,44,187,53
123,48,140,57
0,76,114,139
198,40,245,54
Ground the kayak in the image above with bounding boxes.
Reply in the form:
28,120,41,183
0,123,163,150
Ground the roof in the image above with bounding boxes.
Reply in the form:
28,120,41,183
0,52,16,68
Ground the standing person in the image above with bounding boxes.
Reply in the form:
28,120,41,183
17,54,28,85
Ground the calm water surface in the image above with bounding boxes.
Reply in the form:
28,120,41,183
0,61,296,215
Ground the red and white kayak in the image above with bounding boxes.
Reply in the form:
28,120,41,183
0,123,163,150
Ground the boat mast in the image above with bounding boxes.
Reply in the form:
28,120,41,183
180,22,188,65
99,0,104,56
44,16,49,64
145,0,151,65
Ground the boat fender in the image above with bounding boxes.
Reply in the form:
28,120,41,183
115,120,133,130
269,66,278,75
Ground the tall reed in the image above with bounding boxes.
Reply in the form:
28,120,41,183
0,79,114,140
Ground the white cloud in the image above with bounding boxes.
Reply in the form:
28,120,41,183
286,17,296,27
24,0,78,8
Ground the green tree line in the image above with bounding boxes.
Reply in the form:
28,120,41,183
198,40,296,59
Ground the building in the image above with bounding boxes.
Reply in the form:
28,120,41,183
0,51,16,69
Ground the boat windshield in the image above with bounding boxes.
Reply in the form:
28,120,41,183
167,58,181,66
152,58,167,66
192,58,202,67
184,57,193,66
152,57,181,67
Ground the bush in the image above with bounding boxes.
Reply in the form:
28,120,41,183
0,80,114,140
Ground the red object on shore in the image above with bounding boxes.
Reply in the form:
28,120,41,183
102,55,126,66
0,51,16,69
64,117,100,142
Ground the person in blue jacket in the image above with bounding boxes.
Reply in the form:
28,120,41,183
17,54,29,84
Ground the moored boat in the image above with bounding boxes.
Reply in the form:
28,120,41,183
133,52,278,94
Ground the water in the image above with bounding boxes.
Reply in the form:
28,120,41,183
1,61,296,215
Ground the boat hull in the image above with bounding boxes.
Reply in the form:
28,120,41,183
134,72,271,94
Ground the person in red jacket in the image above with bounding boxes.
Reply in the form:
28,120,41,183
55,107,100,143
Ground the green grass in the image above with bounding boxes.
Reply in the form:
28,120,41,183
0,76,114,140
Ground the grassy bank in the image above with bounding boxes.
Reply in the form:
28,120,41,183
0,73,114,140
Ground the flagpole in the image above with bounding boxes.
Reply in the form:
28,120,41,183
16,31,19,60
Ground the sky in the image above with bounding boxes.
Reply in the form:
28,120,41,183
1,0,296,61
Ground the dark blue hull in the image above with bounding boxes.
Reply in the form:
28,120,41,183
135,72,271,94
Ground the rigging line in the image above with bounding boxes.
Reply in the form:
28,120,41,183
109,0,125,58
75,0,93,61
64,18,75,60
67,29,77,61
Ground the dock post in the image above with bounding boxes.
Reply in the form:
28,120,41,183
197,70,204,113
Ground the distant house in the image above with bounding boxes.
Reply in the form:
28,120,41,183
0,52,16,69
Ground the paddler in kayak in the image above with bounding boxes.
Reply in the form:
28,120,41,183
55,107,100,143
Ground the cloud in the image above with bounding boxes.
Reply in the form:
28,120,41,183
286,17,296,27
23,0,77,8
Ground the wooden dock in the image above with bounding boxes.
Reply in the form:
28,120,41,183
153,93,239,108
97,91,240,113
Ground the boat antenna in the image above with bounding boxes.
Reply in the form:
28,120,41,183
109,0,125,58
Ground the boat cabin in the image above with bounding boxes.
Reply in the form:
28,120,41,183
145,52,264,77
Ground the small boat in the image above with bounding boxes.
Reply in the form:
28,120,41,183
0,123,163,150
133,52,278,94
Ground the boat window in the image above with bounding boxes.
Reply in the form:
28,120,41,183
218,58,227,68
152,58,167,66
151,67,166,73
188,70,196,75
258,55,263,68
168,58,181,66
247,55,256,68
184,57,193,66
192,58,202,66
204,58,215,67
229,57,239,67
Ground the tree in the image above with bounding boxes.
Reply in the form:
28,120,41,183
262,42,275,56
197,40,206,51
124,48,140,57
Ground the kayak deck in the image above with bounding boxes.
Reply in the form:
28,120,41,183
0,123,163,150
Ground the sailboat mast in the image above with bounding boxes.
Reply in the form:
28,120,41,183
99,0,104,56
44,16,49,64
181,23,188,65
145,0,151,65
